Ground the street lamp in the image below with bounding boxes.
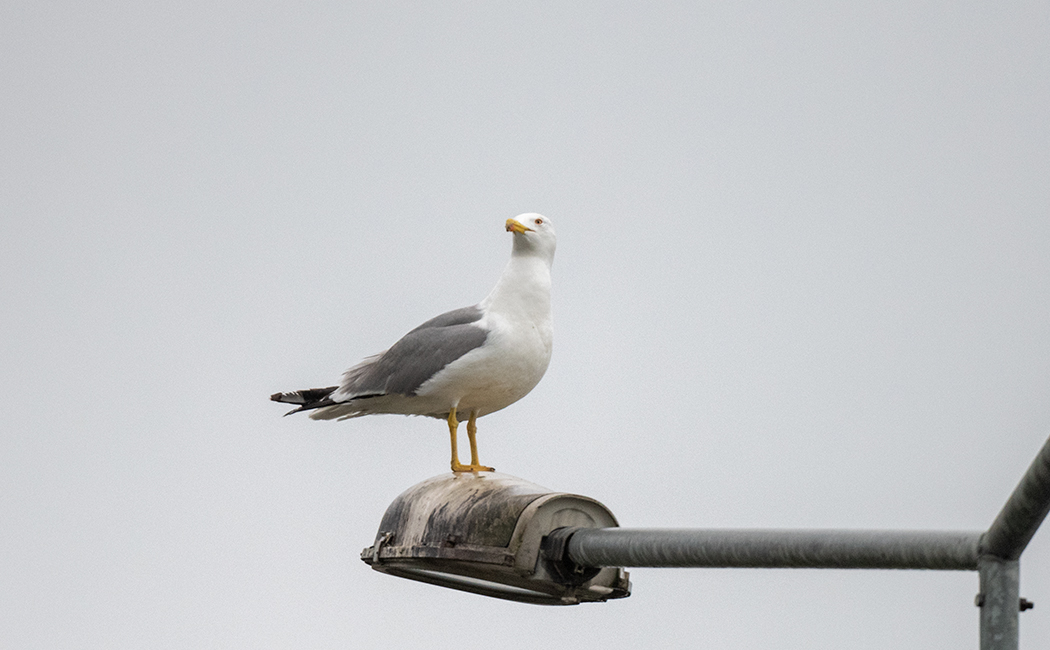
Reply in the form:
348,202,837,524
360,435,1050,649
361,472,631,605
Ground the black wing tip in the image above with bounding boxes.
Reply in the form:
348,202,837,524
271,386,340,415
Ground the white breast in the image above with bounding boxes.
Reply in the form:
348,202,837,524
415,250,553,417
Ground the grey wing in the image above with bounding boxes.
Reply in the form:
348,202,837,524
335,305,487,399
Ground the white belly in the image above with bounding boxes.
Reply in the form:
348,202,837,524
415,313,552,417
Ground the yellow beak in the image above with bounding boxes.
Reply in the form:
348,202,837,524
505,218,532,234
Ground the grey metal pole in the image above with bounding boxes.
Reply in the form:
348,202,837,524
982,435,1050,561
978,557,1020,650
564,528,982,570
973,435,1050,650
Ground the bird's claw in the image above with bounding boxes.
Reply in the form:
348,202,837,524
451,463,495,473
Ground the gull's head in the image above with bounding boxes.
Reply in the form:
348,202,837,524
505,213,556,261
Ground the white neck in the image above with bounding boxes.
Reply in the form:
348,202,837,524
481,251,553,320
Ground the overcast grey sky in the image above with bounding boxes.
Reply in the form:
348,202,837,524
2,2,1049,648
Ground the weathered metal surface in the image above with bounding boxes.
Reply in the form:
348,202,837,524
978,557,1020,650
981,435,1050,561
565,528,982,570
370,472,552,552
361,472,630,605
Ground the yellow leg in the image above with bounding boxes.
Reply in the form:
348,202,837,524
466,410,494,472
448,407,462,472
448,407,494,473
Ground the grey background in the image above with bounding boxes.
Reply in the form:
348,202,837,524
3,2,1048,648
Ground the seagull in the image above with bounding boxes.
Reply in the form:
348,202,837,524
271,214,556,473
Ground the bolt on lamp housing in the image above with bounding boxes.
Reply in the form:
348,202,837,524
361,472,631,605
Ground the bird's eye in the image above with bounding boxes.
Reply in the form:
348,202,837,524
534,218,544,225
